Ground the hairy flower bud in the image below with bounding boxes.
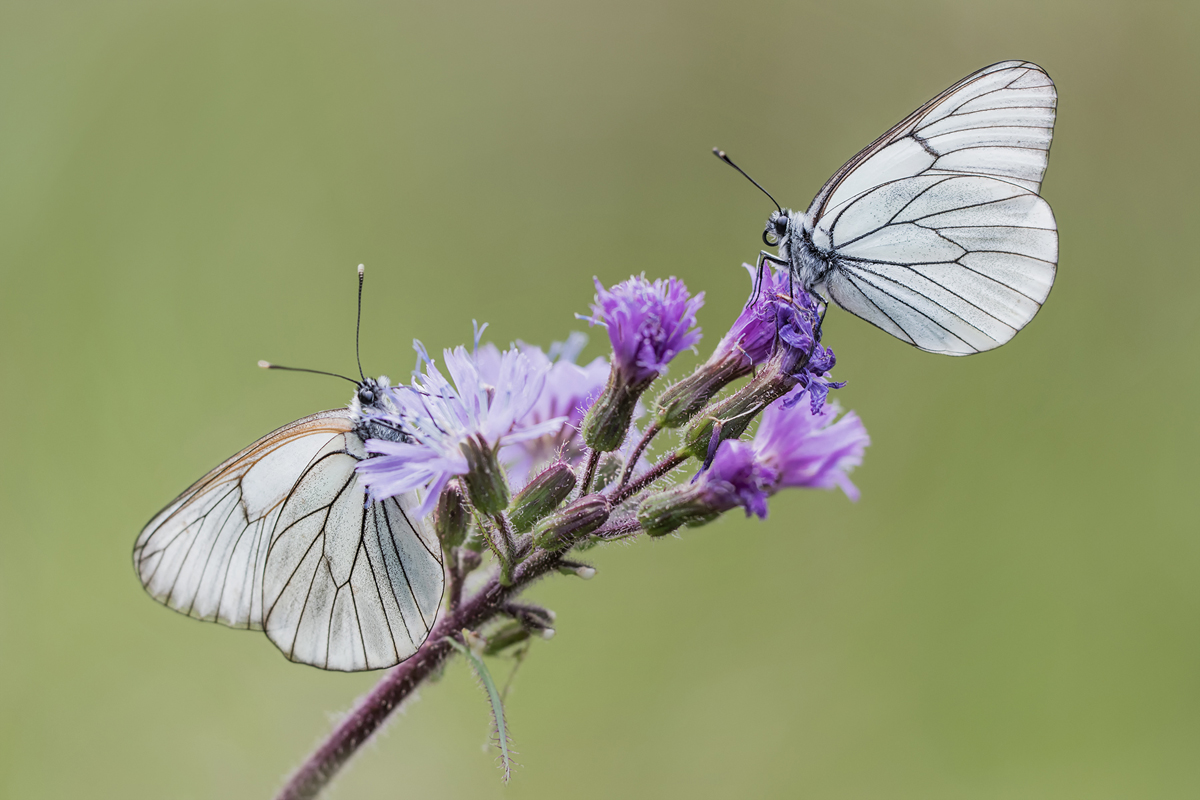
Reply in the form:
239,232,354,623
679,370,792,461
482,621,532,656
636,484,718,536
460,434,510,516
532,494,610,551
638,441,775,535
434,479,470,550
591,453,624,492
508,462,577,532
580,367,643,452
653,356,749,429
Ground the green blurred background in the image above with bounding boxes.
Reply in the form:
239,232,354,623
2,1,1197,797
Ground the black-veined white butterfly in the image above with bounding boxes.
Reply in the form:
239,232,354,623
133,267,444,671
719,60,1058,355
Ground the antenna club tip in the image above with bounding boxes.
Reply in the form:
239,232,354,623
357,264,365,275
258,360,272,369
713,147,726,157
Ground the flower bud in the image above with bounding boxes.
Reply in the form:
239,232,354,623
580,368,644,452
434,479,470,550
636,483,718,536
460,434,510,516
680,370,792,461
557,561,596,579
532,494,610,551
591,453,624,492
653,356,749,429
508,462,577,532
482,621,531,656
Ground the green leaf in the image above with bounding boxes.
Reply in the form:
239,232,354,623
447,633,513,783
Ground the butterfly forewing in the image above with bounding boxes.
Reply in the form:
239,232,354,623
134,409,445,671
134,410,355,630
809,61,1056,219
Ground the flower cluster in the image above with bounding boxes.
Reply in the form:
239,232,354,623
356,267,867,578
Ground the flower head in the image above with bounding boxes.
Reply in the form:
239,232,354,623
699,440,778,519
711,264,794,367
499,339,611,488
357,340,566,516
752,386,870,501
584,275,703,386
768,288,844,414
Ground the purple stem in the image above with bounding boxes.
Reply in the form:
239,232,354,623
275,549,559,800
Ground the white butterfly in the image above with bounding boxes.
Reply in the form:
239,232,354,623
133,273,444,671
725,60,1058,355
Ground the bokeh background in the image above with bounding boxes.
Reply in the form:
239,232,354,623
2,1,1197,797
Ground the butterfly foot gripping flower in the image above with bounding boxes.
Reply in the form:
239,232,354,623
580,275,703,452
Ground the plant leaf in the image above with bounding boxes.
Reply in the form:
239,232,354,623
447,633,513,782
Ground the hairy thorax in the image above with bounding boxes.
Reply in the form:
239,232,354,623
782,216,834,295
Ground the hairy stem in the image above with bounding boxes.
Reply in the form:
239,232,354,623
606,451,688,507
617,424,660,490
578,448,601,495
276,548,566,800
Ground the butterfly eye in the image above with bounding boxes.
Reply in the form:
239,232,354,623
358,389,375,405
774,216,788,233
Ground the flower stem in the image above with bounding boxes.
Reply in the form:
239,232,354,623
606,451,689,507
275,548,567,800
617,423,660,491
578,448,601,495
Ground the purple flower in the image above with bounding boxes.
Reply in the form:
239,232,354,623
698,440,778,519
357,341,566,516
584,275,704,386
498,340,611,488
753,386,870,501
769,288,844,415
711,264,793,367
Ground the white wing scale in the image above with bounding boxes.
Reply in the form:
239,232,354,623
798,61,1058,354
133,409,444,671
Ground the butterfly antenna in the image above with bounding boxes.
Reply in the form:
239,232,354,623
355,263,366,381
258,361,359,385
713,148,782,213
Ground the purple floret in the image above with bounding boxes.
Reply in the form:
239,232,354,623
753,386,870,501
585,275,704,386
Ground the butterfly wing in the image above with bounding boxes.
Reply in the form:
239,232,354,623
134,409,445,670
821,174,1057,355
808,61,1056,219
261,430,443,671
134,410,356,630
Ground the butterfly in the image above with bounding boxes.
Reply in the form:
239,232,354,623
719,60,1058,355
133,267,444,671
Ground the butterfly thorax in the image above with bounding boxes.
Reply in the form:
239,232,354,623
779,212,834,295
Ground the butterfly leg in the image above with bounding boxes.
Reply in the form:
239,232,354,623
814,292,830,342
749,251,789,307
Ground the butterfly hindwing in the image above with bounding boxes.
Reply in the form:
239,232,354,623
262,431,443,671
823,174,1057,355
133,409,445,671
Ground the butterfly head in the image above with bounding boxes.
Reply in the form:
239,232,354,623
353,376,392,414
763,209,794,247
